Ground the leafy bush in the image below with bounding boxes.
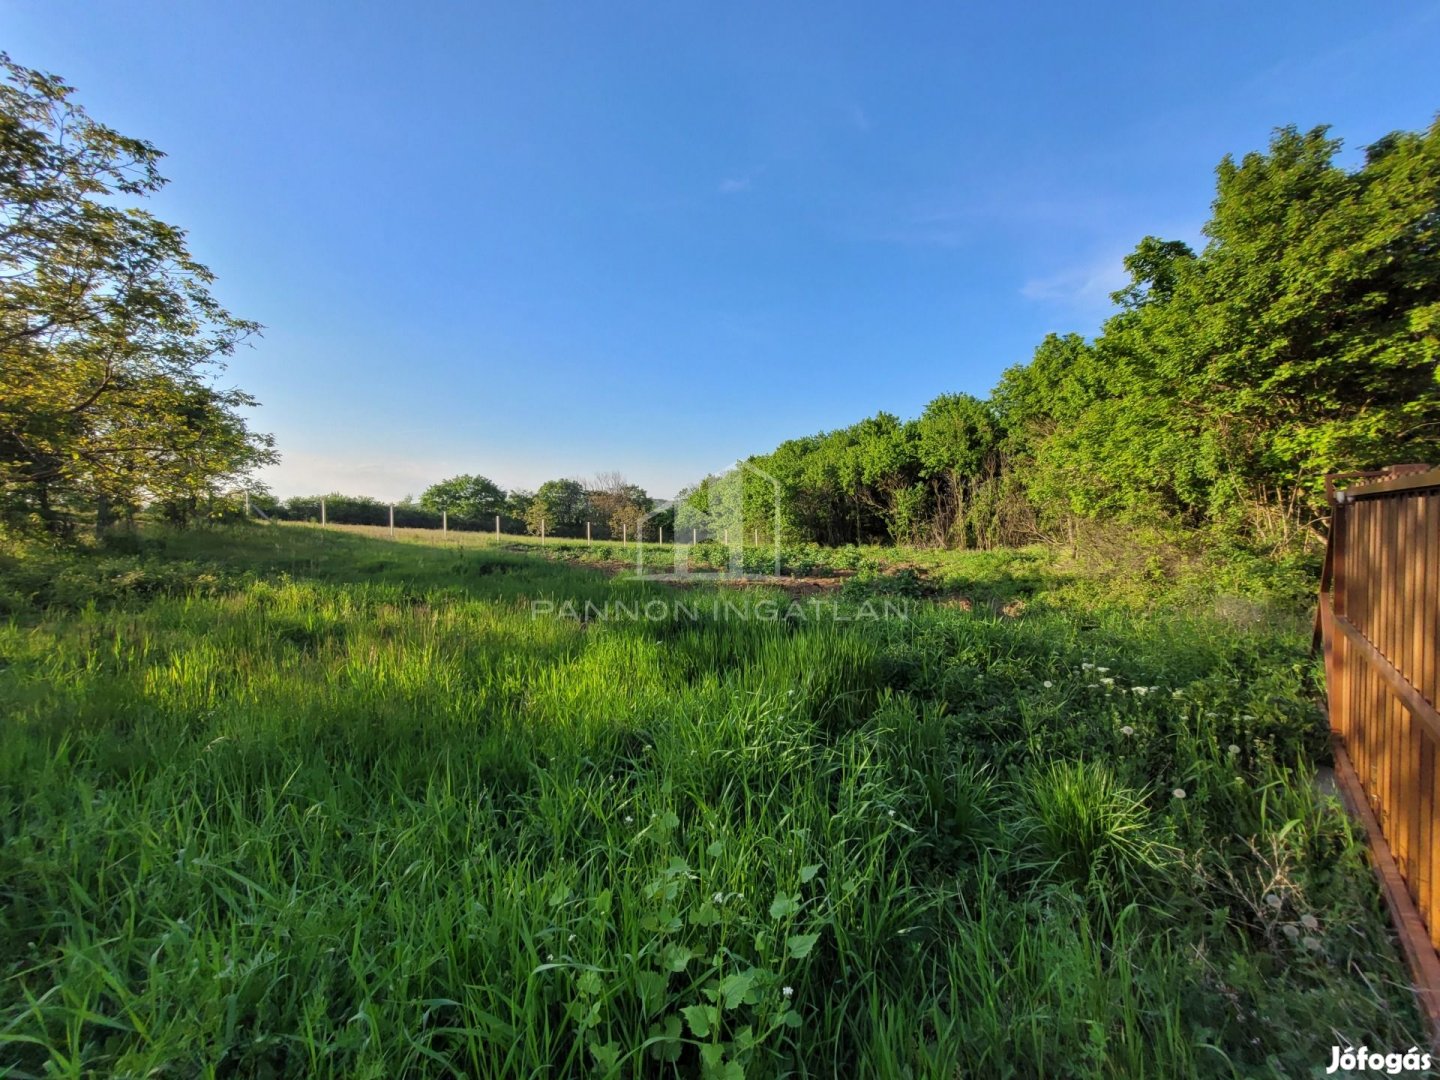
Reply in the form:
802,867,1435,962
841,567,924,600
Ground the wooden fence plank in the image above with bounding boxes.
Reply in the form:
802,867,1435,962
1328,608,1440,748
1333,738,1440,1042
1320,467,1440,1008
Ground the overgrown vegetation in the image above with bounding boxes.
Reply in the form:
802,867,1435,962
0,47,1432,1079
678,120,1440,550
0,524,1422,1076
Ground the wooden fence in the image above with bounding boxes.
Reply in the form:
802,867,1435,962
1317,463,1440,1033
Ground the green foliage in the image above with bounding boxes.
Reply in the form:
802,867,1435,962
419,473,506,519
999,121,1440,538
0,54,273,534
710,118,1440,554
0,524,1422,1075
267,493,526,533
1018,761,1176,894
840,567,925,600
525,478,589,536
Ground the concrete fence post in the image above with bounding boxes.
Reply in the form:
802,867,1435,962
495,514,500,541
320,497,327,527
586,521,592,543
442,510,447,536
389,503,395,536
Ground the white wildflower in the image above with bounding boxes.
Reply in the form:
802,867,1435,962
1172,788,1186,800
782,986,794,999
1120,725,1135,737
1043,680,1053,688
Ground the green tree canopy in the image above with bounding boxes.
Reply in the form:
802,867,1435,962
0,54,274,532
706,118,1440,550
419,474,506,519
524,478,587,535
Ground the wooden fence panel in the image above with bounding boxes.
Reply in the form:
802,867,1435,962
1318,464,1440,1036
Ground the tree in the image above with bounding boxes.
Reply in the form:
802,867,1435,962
912,393,1003,545
1186,122,1440,516
586,472,651,537
419,474,506,519
678,118,1440,552
504,488,535,520
524,478,587,535
0,54,274,532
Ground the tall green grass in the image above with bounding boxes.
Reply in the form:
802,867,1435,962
0,524,1421,1077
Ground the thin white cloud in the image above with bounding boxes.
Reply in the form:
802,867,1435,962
870,208,971,248
718,166,764,195
1020,252,1130,309
847,190,1128,249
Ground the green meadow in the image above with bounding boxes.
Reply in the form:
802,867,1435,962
0,524,1424,1077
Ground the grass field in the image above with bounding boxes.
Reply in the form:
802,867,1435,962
0,523,1424,1077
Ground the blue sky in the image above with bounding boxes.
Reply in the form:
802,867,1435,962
5,2,1439,500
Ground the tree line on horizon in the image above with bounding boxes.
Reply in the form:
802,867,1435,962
284,113,1440,555
258,471,673,539
679,118,1440,552
2,50,1435,553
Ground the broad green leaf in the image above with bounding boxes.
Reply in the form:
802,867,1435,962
589,1041,620,1070
717,970,755,1008
769,893,800,919
786,932,820,959
682,1004,714,1038
661,943,694,972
